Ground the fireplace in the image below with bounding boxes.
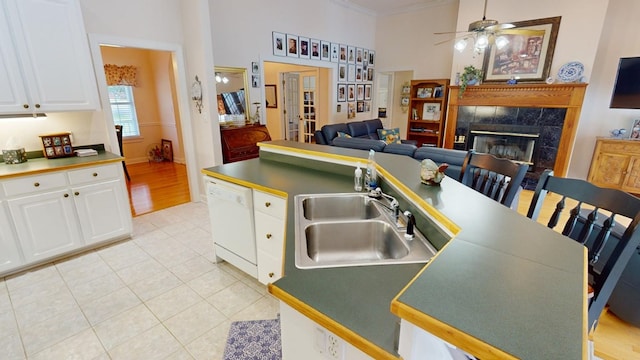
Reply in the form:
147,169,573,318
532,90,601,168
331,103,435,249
467,124,540,168
445,83,588,183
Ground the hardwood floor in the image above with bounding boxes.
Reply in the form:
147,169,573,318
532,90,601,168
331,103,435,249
124,162,639,359
125,161,190,217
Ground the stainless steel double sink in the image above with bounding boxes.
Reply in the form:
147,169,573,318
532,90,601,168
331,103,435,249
294,193,437,269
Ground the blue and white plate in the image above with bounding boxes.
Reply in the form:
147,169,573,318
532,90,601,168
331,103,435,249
557,61,584,82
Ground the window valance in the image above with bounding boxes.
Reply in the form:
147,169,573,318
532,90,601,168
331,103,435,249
104,64,138,86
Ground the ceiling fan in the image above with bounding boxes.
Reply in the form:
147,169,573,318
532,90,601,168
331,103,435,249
435,0,514,52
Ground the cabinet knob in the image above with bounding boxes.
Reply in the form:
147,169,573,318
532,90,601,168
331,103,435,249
265,202,271,207
34,182,40,187
35,104,41,109
268,272,274,278
92,172,98,177
74,191,79,196
63,193,69,198
266,233,272,239
23,104,29,109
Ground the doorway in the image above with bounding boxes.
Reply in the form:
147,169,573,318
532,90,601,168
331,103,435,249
89,35,199,216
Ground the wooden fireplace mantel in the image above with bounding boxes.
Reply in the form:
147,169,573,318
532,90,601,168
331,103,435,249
444,83,588,177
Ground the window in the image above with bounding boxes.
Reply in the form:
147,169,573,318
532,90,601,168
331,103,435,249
108,85,140,137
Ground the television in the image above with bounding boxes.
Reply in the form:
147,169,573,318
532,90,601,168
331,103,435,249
610,57,640,109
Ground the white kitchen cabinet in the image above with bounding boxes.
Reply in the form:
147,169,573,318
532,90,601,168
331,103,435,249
0,0,99,114
253,190,286,284
0,202,23,272
2,163,131,268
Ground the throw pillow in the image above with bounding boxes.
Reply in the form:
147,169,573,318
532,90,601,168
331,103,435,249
377,128,401,144
337,131,352,138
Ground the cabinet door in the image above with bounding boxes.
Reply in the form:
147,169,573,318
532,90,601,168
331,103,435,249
72,180,131,244
589,152,630,188
0,203,23,272
0,2,30,113
4,0,99,113
622,155,640,193
8,189,81,262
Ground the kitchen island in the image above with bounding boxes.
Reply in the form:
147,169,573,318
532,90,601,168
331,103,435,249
201,140,587,359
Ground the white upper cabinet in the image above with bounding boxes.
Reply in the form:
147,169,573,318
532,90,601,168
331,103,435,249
0,0,99,114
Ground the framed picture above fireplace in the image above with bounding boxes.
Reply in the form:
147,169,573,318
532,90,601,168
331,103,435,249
482,16,561,83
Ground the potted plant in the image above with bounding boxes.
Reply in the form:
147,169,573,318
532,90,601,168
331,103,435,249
459,65,483,97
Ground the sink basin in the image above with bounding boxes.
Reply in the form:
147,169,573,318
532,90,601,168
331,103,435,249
305,220,409,262
294,193,437,269
302,194,381,220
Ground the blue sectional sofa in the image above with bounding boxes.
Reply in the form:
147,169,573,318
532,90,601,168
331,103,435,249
314,119,468,179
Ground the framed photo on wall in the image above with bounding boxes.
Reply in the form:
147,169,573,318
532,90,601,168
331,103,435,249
310,39,321,60
330,43,339,62
299,36,310,58
364,84,372,100
347,46,356,64
338,64,347,81
321,41,331,61
339,44,347,63
482,16,561,82
272,32,286,56
356,84,364,101
347,84,356,102
286,34,298,57
265,84,277,108
337,84,346,102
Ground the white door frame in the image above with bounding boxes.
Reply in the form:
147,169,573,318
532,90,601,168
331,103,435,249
87,34,199,202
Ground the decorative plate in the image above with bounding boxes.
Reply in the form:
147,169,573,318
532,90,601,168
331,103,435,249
557,62,584,82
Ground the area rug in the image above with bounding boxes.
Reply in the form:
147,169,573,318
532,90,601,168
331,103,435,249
223,317,282,360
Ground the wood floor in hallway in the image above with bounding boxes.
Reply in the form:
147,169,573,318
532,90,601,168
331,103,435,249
125,161,190,217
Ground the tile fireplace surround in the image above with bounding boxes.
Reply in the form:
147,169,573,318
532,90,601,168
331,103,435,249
444,83,588,187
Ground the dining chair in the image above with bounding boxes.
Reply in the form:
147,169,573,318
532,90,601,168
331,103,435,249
527,169,640,332
115,125,131,181
458,150,529,208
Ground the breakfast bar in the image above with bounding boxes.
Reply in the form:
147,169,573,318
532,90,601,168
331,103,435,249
201,140,587,359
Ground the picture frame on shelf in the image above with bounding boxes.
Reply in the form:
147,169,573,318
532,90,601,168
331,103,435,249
286,34,298,57
265,84,277,108
337,84,346,102
422,103,441,120
417,88,433,98
630,119,640,139
482,16,561,83
272,32,286,56
330,43,339,62
321,41,331,61
299,36,310,58
310,39,321,60
433,86,443,98
347,84,356,102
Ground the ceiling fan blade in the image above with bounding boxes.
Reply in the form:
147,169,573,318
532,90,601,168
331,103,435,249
485,23,515,32
434,30,470,35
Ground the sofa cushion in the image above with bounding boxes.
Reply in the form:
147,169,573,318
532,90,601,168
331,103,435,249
377,128,402,144
347,121,371,138
383,143,417,157
321,123,349,144
363,119,383,139
331,137,386,152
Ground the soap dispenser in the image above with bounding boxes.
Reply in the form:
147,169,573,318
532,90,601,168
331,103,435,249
354,163,363,191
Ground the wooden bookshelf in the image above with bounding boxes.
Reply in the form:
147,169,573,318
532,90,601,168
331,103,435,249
406,79,449,147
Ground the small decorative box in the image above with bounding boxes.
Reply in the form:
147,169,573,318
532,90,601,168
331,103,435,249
39,132,74,159
2,148,27,164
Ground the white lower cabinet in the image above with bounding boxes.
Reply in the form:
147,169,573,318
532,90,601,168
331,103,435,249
253,190,286,284
0,202,23,272
1,163,132,271
8,188,82,262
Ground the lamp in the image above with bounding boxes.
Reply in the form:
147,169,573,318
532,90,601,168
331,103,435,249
215,72,229,84
454,31,509,53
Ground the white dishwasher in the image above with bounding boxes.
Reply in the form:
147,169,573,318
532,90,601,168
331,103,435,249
205,176,257,277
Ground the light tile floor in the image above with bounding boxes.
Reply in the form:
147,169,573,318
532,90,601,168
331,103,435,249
0,202,280,360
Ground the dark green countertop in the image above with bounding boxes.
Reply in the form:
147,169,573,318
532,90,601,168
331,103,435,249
0,152,123,179
202,140,586,360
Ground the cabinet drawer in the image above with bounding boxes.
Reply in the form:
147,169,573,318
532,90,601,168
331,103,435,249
3,172,67,196
257,249,283,285
254,212,285,257
68,163,120,185
253,190,286,219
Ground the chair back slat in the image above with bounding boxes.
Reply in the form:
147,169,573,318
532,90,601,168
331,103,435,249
459,151,529,208
527,169,640,332
549,196,565,229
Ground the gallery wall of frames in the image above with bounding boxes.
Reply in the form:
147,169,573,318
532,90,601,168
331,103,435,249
272,31,375,119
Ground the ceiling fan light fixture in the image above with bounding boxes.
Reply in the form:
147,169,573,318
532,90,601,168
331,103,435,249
468,19,499,32
475,34,489,49
495,35,509,49
454,38,468,52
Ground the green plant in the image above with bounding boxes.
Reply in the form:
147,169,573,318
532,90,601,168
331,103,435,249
459,65,483,98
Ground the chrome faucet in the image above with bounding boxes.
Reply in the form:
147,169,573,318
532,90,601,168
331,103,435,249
368,187,400,221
